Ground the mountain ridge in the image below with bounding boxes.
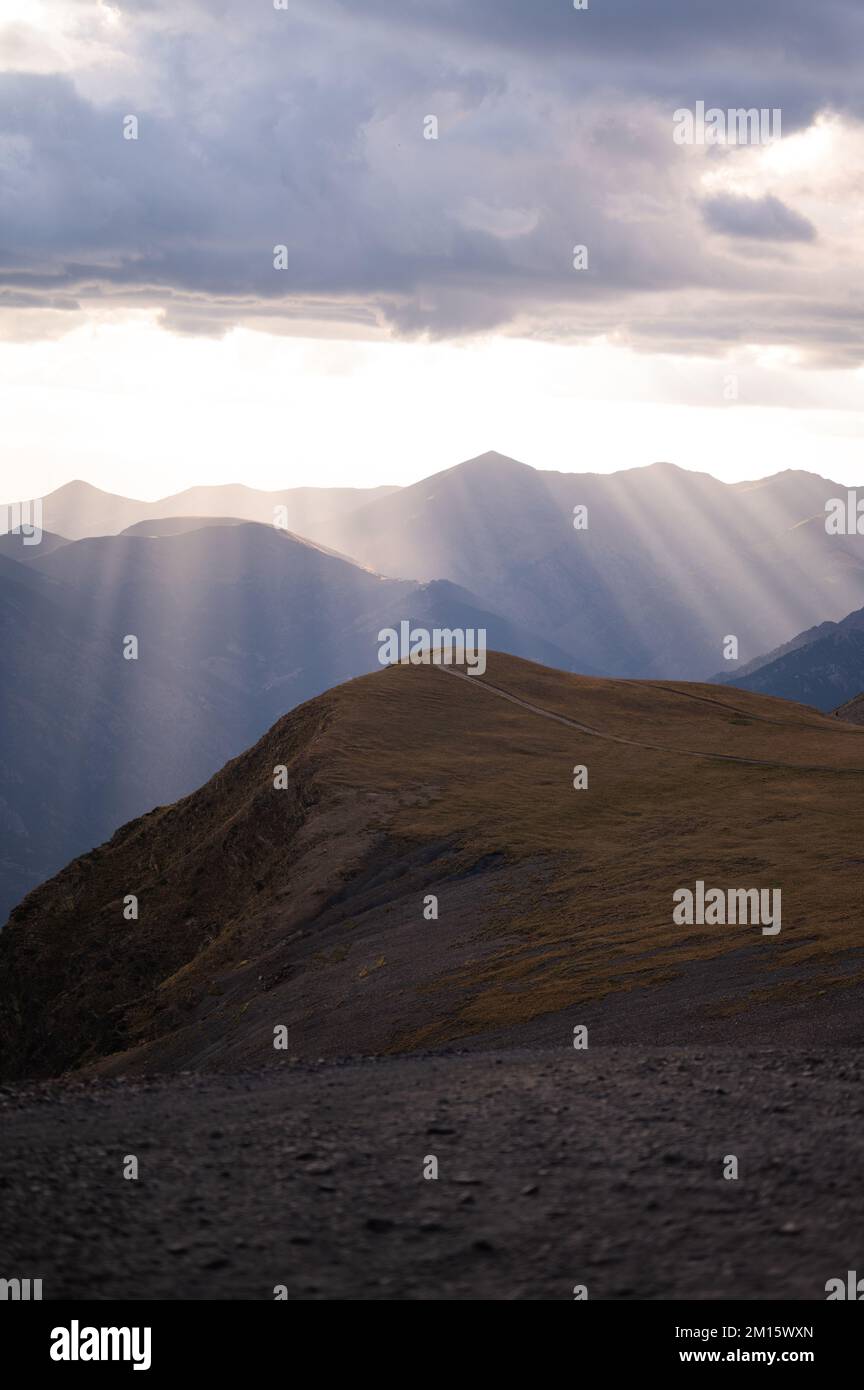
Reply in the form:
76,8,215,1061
716,601,864,710
3,479,401,542
3,652,864,1083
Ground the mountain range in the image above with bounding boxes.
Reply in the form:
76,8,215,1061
318,453,864,679
5,449,864,926
10,453,864,682
22,478,399,542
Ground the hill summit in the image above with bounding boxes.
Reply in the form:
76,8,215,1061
3,654,864,1081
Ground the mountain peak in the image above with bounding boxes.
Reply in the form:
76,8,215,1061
456,450,530,473
49,479,116,497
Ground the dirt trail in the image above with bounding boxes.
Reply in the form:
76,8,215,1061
440,667,864,774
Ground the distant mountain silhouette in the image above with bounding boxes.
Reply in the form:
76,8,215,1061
0,528,69,562
0,526,574,922
3,652,864,1082
17,479,399,541
120,516,251,536
6,455,864,678
715,602,864,711
317,452,864,679
14,455,864,679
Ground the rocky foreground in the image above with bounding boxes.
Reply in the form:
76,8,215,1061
1,1046,862,1300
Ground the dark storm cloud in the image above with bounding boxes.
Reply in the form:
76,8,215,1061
332,0,858,62
0,0,861,358
325,0,864,128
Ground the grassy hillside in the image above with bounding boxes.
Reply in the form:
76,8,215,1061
3,653,864,1080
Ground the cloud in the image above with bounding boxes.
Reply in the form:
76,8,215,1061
0,0,861,361
701,193,817,241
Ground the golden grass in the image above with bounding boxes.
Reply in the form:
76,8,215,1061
318,654,864,1045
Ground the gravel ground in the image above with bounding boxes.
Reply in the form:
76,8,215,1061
1,1047,862,1301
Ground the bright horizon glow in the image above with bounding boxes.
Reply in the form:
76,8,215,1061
2,316,863,501
2,12,862,503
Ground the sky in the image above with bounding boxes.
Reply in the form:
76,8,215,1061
1,0,863,499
